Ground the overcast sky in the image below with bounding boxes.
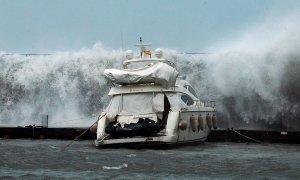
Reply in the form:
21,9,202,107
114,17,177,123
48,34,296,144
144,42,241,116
0,0,299,53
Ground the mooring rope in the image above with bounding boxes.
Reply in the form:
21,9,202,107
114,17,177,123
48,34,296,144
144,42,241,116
62,99,115,150
62,112,107,151
231,129,263,143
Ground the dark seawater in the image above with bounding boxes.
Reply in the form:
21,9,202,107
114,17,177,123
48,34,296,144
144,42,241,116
0,139,299,179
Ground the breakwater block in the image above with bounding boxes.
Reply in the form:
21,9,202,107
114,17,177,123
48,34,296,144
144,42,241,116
0,127,95,140
207,129,300,144
1,127,300,143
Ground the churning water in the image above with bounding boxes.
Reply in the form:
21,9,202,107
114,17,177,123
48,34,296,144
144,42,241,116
1,11,300,130
1,6,300,180
0,139,300,179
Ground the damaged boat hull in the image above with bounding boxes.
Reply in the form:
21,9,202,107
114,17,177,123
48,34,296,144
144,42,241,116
94,110,214,148
94,42,216,148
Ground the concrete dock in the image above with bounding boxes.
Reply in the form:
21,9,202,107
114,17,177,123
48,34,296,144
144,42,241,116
0,127,95,140
1,127,300,143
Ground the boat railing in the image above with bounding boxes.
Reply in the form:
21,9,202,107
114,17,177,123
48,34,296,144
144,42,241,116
204,100,216,108
195,100,216,108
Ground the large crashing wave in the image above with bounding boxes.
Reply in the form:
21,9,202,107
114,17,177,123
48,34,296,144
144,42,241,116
1,12,300,129
0,44,123,127
172,11,300,130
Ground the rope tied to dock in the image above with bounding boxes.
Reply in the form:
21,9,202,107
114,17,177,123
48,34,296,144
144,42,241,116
62,112,107,151
231,129,263,143
62,100,114,150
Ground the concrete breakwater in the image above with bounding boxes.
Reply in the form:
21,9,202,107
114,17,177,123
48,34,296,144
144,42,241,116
1,127,299,144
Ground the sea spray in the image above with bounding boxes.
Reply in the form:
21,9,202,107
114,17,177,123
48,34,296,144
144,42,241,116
0,43,123,127
165,11,300,129
171,10,300,130
1,12,300,129
1,48,300,129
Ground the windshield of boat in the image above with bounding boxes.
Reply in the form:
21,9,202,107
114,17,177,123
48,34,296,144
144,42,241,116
184,85,198,98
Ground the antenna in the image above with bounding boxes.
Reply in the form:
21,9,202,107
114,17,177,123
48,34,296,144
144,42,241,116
121,31,124,50
135,37,151,57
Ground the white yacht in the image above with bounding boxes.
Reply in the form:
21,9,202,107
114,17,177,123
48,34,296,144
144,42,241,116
93,40,217,148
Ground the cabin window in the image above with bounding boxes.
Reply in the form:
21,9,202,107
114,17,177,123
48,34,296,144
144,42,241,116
181,95,194,106
184,85,198,98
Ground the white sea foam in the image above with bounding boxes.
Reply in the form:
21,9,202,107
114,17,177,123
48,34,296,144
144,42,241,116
127,154,137,157
102,163,128,170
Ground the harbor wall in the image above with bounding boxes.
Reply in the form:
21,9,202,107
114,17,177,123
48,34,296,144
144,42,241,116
1,127,299,144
